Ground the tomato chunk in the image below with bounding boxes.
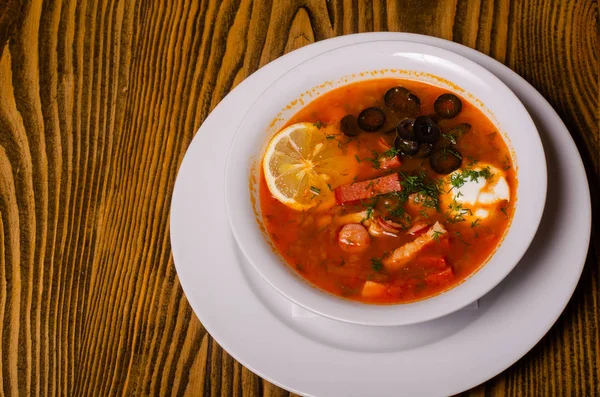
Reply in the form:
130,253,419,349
425,266,454,286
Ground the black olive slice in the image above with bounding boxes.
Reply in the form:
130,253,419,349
358,107,386,132
448,123,471,137
398,118,415,130
396,118,415,140
384,87,420,114
415,142,434,158
413,116,441,144
430,147,462,174
439,123,472,146
434,94,463,118
394,136,420,156
340,115,361,137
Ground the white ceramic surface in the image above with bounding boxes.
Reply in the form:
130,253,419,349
225,41,547,326
170,33,591,397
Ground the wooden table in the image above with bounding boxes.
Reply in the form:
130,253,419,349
0,1,597,395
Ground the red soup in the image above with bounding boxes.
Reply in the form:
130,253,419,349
259,78,516,304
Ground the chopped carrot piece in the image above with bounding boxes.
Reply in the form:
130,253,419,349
361,280,388,298
334,173,402,204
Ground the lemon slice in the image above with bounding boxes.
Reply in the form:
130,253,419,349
263,122,355,210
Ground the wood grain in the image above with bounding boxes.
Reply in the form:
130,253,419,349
0,0,597,396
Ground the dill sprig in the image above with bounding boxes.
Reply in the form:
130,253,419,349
397,171,443,211
449,166,493,190
382,147,399,158
361,198,378,222
445,197,473,224
371,257,383,272
367,150,382,170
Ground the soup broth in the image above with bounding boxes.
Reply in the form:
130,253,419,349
259,78,516,304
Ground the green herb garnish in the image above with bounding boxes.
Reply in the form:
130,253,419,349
310,186,321,195
361,198,378,221
377,172,443,224
398,171,443,211
371,257,383,272
449,167,494,190
388,204,406,219
314,120,324,129
467,157,479,166
439,146,463,162
446,198,472,224
441,133,457,145
367,150,382,170
382,147,399,158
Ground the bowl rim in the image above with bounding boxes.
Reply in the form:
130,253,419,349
224,40,547,326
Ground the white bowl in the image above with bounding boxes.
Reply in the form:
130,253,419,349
225,41,547,326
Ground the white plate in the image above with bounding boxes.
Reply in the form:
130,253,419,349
225,40,546,326
170,33,591,397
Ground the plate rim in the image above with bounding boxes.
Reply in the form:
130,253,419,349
170,32,591,397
